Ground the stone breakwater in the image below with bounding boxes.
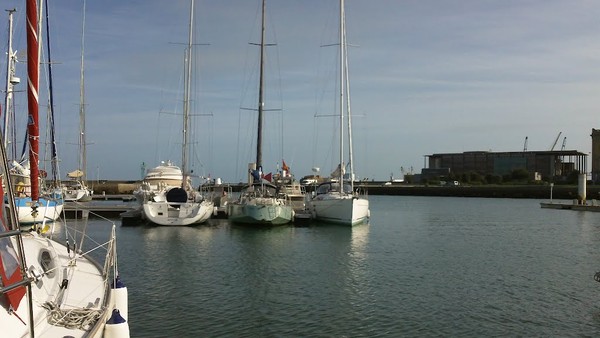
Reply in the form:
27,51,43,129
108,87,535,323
82,181,139,195
88,180,598,200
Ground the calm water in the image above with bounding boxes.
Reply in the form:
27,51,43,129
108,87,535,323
91,196,600,337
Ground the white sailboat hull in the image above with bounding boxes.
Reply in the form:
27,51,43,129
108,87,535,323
15,197,64,224
143,200,213,226
1,230,118,337
309,194,369,226
308,0,371,226
227,201,294,225
1,0,128,336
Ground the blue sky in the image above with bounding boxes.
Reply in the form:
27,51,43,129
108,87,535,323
3,0,600,182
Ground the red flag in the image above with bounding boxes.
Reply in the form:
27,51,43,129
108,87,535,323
263,172,272,182
282,160,290,172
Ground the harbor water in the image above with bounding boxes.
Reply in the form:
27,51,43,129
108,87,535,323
85,196,600,336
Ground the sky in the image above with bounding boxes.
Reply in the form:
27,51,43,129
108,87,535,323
2,0,600,183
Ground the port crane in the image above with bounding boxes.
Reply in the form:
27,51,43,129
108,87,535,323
549,132,562,151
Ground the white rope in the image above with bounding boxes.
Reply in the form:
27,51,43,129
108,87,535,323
42,301,102,331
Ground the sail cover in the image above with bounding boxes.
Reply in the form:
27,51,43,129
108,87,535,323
67,169,84,178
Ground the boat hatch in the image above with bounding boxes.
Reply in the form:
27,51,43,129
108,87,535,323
39,250,56,278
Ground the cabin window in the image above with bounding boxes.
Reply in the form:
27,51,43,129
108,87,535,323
316,184,331,195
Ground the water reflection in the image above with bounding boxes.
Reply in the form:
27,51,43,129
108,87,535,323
83,196,600,336
350,223,370,254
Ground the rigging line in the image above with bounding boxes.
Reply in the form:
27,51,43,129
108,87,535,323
1,13,10,81
260,2,285,166
3,9,16,157
235,108,242,182
311,113,318,172
152,107,162,164
236,0,269,180
78,0,87,180
342,8,355,187
207,113,213,180
44,0,59,184
272,37,285,172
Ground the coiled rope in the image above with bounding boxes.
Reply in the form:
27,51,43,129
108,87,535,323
42,301,102,330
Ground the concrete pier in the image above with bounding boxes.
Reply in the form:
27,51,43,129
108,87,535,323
63,201,137,219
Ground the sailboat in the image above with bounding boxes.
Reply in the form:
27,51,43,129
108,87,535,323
227,0,294,225
142,0,214,226
3,8,63,224
64,0,92,202
307,0,370,226
273,160,306,213
0,2,129,336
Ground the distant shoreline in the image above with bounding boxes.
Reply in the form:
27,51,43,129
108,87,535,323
84,180,594,200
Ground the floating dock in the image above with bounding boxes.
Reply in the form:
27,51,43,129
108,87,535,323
120,207,144,226
64,200,137,219
66,194,316,225
540,200,600,212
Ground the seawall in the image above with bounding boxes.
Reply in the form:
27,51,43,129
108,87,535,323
361,184,589,199
86,180,596,200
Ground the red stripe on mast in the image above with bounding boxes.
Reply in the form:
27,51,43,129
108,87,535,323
26,0,40,201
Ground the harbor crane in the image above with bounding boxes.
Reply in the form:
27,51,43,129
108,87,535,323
549,132,562,151
523,136,528,151
561,137,566,151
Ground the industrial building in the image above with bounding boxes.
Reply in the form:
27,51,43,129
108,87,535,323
591,129,600,182
424,150,587,182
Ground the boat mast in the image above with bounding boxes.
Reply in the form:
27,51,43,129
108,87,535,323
45,0,59,184
338,0,345,191
78,0,87,183
343,1,355,192
3,9,17,156
182,0,194,187
256,0,266,169
26,0,40,202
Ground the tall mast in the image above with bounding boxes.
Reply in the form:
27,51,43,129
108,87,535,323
338,0,345,190
182,0,194,186
3,9,16,154
256,0,266,169
26,0,40,202
45,0,58,184
343,1,355,191
78,0,87,183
